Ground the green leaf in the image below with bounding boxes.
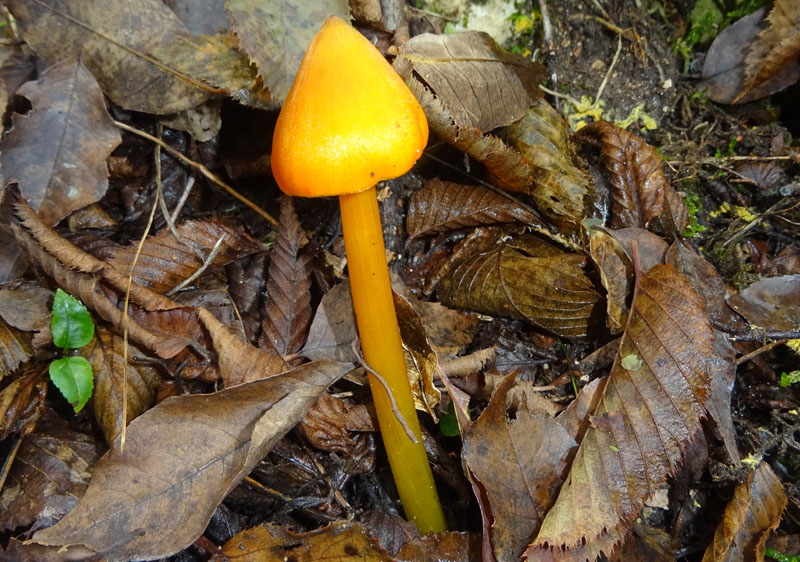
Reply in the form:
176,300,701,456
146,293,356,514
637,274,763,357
49,356,94,413
438,402,461,437
51,288,94,349
780,370,800,387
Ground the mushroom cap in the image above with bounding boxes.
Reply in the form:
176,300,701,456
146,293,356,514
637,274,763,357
271,16,428,198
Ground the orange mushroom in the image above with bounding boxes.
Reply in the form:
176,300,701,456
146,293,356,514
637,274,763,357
271,16,446,533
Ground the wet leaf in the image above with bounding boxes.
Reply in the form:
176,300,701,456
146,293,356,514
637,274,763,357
0,408,101,533
83,328,162,446
32,360,351,561
406,178,546,241
0,286,52,332
164,0,228,35
462,374,576,562
152,33,272,108
51,289,94,350
738,0,800,103
6,0,209,114
0,57,121,226
226,0,350,103
701,463,786,562
0,318,32,380
394,531,483,562
578,121,684,233
504,98,598,246
527,265,718,561
108,219,262,294
727,274,800,331
0,370,47,439
48,356,93,413
199,307,288,387
437,242,601,339
262,197,312,360
220,520,393,562
589,229,632,333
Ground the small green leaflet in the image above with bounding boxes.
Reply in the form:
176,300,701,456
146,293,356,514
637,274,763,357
51,288,94,349
438,401,461,437
49,356,93,412
780,371,800,388
620,353,643,371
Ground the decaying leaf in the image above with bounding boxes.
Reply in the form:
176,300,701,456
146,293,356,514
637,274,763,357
226,0,350,103
0,286,52,333
437,241,601,339
579,121,685,233
738,0,800,102
32,360,351,561
300,281,357,363
406,178,547,241
463,374,575,562
0,57,122,226
0,369,47,439
0,408,102,533
6,0,210,114
395,293,441,420
702,463,786,562
589,228,632,333
526,264,717,561
199,307,288,387
0,317,33,380
83,328,162,446
262,197,312,361
107,219,262,294
504,98,598,247
727,274,800,331
152,32,272,108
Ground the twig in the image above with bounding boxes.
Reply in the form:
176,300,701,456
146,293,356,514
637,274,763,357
158,184,181,243
594,34,622,103
171,175,196,223
113,120,279,228
736,340,789,366
538,0,558,107
166,234,227,295
351,339,419,445
0,435,22,492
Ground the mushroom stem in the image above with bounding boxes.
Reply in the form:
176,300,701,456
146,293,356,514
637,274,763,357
339,186,446,533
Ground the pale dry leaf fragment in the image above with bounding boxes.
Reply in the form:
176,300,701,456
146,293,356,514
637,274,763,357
31,361,351,561
226,0,350,104
0,57,122,226
527,265,716,561
6,0,210,114
701,463,787,562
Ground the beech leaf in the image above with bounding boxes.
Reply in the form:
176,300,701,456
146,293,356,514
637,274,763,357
0,57,121,226
527,264,718,561
701,463,787,561
6,0,209,114
31,360,351,561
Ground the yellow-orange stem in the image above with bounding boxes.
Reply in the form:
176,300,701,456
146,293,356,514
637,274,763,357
339,186,446,533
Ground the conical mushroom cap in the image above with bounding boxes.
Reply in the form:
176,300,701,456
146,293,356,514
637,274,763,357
271,16,428,198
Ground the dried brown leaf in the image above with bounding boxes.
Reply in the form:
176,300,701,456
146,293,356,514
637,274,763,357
6,0,209,114
226,0,350,103
738,0,800,102
437,242,601,339
108,219,262,294
578,122,680,232
300,281,357,363
504,98,598,247
463,374,576,562
220,520,393,562
0,57,121,226
395,293,441,420
702,463,787,562
0,369,47,439
0,318,32,380
589,229,632,333
262,197,312,360
199,307,288,387
0,286,57,332
32,360,351,561
394,531,483,562
527,265,717,561
406,178,547,241
83,328,162,446
0,408,101,532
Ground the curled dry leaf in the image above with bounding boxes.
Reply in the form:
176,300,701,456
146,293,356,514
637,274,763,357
262,197,312,361
226,0,350,103
462,374,576,562
199,307,288,387
589,229,632,333
527,265,717,561
152,33,272,108
0,318,32,380
437,241,601,339
6,0,209,114
32,360,351,562
0,369,47,439
702,463,786,562
395,293,441,420
578,121,679,232
0,57,122,226
406,178,548,242
0,408,102,533
504,98,598,248
83,328,162,446
108,219,262,294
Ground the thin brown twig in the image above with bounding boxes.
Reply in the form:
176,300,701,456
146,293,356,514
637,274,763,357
736,340,789,366
166,234,227,295
113,120,279,228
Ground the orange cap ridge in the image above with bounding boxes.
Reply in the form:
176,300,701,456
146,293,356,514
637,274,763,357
271,16,428,198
